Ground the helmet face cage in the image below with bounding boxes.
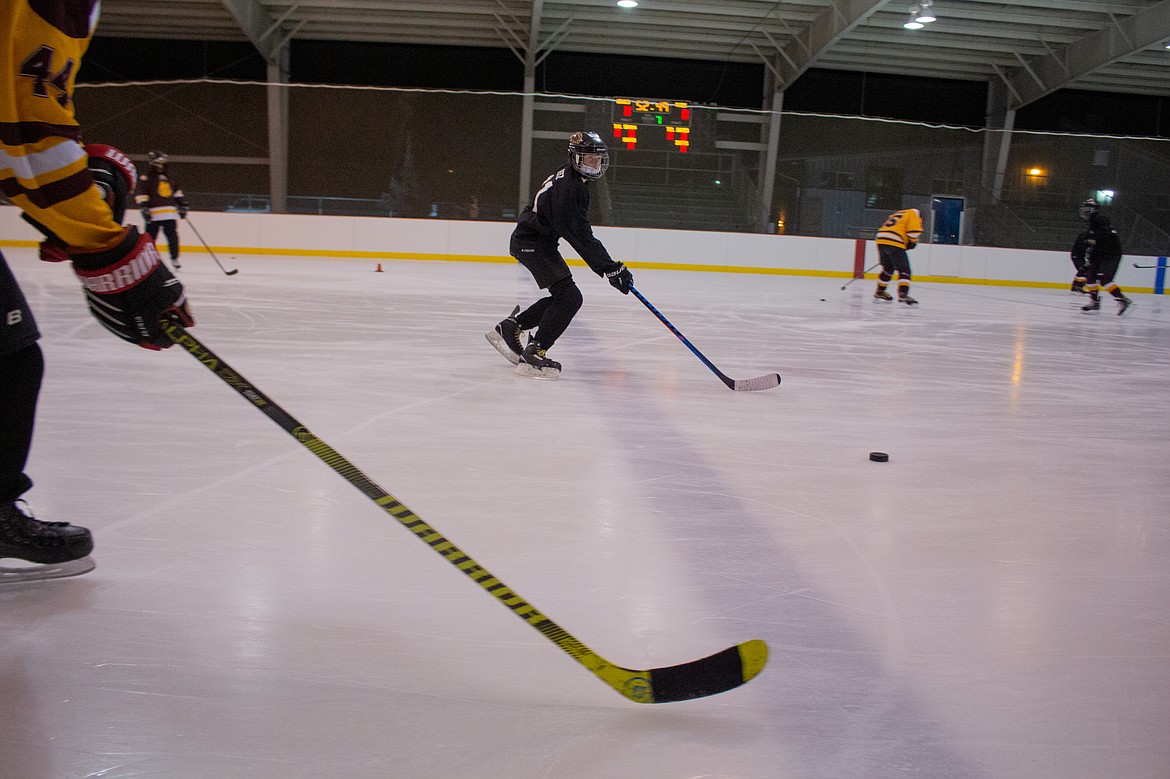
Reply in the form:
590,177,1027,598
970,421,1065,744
1079,198,1098,221
568,131,609,180
148,150,168,166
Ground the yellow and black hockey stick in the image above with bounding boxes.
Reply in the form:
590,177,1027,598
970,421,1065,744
161,321,768,703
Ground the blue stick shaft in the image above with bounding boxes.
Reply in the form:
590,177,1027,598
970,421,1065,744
629,285,731,386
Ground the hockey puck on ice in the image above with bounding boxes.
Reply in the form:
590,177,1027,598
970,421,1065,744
869,451,889,462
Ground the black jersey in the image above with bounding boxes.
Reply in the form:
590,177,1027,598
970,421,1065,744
1071,232,1088,267
1081,214,1123,266
513,165,615,274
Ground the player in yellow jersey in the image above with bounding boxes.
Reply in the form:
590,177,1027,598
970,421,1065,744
873,208,923,306
2,0,195,582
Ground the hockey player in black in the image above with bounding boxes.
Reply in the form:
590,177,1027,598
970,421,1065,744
1069,231,1089,294
1075,199,1133,316
486,131,633,379
136,150,188,270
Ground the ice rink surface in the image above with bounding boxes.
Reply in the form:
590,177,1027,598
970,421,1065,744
2,248,1168,779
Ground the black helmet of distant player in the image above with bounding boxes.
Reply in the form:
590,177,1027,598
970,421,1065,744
568,131,609,181
148,149,168,168
1078,198,1098,221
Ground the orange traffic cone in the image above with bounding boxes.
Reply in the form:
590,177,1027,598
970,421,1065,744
375,263,383,272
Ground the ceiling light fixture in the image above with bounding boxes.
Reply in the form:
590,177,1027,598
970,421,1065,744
617,0,639,8
905,0,936,29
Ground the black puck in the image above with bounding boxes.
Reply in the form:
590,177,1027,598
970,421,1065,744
869,451,889,462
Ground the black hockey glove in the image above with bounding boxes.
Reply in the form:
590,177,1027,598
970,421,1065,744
605,262,633,294
70,227,194,351
905,241,917,251
141,207,152,223
178,204,188,219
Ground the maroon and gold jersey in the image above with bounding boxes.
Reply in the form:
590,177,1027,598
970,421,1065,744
135,166,186,222
875,208,923,250
2,0,126,251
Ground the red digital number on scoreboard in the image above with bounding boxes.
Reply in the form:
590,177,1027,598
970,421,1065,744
611,98,691,152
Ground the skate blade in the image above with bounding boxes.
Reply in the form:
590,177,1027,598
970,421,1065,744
0,555,95,584
514,362,560,380
485,332,521,365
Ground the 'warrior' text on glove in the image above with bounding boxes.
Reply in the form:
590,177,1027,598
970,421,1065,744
70,227,194,350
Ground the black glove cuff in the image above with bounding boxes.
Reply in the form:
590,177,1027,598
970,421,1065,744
69,227,139,272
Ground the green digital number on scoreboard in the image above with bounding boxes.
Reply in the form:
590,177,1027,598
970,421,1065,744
611,98,691,152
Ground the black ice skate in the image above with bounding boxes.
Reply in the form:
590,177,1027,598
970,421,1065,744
1081,299,1100,313
1117,297,1134,317
486,305,525,365
1070,281,1085,294
515,342,561,380
873,289,893,302
1,501,95,583
899,295,918,306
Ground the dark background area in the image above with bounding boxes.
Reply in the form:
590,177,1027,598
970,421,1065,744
71,36,1170,241
80,38,1170,137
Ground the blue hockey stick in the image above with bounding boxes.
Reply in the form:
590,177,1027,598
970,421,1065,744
629,284,781,392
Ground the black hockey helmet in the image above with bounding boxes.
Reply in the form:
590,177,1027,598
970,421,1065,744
148,149,168,166
1078,198,1098,221
568,131,609,181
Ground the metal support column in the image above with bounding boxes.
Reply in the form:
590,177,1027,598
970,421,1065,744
757,73,783,233
517,0,544,214
266,43,290,214
981,80,1016,205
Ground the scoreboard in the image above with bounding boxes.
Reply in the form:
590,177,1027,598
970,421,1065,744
611,98,691,152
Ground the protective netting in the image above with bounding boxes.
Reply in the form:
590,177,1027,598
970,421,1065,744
72,79,1170,254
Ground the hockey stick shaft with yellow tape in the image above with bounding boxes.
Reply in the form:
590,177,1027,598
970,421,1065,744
161,320,767,703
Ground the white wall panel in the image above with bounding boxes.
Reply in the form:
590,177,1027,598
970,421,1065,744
0,206,1156,290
